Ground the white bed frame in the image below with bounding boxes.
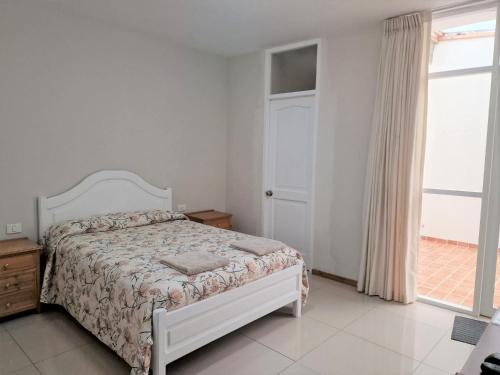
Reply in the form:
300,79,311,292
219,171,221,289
38,170,303,375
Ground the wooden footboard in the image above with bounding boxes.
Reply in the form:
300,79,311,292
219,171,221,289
152,263,303,375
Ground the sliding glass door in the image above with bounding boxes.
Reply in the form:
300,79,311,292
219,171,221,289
418,3,500,317
479,59,500,316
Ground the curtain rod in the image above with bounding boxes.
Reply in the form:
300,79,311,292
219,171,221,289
385,12,420,21
385,0,497,21
432,0,498,14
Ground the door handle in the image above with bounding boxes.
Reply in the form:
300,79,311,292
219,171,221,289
265,190,273,197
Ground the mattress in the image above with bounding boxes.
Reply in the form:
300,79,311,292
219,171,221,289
40,210,309,375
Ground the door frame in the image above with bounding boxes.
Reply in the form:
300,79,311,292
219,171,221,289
262,38,322,270
478,2,500,315
417,2,500,317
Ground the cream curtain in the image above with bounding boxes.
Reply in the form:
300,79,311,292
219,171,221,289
357,12,431,303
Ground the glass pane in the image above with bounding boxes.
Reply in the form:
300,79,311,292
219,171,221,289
418,194,481,308
430,8,496,73
423,73,491,192
271,45,317,94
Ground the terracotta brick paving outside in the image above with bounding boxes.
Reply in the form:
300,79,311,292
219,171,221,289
417,237,500,308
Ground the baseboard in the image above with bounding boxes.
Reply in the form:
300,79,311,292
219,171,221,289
311,269,357,287
420,235,479,248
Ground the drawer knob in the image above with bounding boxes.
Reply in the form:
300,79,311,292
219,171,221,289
2,264,9,271
4,282,18,290
5,302,11,309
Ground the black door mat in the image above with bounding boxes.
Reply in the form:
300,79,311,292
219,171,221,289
451,316,488,345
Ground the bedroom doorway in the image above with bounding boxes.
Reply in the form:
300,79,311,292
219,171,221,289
418,3,500,317
262,40,321,269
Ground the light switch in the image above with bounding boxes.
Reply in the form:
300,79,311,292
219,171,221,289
6,223,22,234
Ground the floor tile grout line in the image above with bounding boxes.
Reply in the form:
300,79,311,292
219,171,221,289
4,364,42,375
237,331,298,363
276,361,319,375
3,326,40,372
276,361,296,375
185,331,298,374
33,363,43,375
412,361,428,374
299,313,344,330
372,307,456,331
340,327,425,364
339,305,450,365
270,326,344,374
416,359,462,375
238,311,341,364
292,329,342,362
417,329,450,367
31,341,94,368
418,329,474,374
3,312,95,368
301,304,425,365
300,291,381,331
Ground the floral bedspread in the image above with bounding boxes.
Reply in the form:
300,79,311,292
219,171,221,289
41,210,309,375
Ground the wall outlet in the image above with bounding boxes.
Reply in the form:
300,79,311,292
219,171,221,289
177,204,187,212
6,223,22,234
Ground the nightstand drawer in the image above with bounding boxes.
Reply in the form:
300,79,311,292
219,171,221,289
0,254,36,275
207,217,232,229
0,272,35,296
0,290,37,318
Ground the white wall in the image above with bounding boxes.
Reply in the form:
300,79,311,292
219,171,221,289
0,1,228,240
315,29,381,280
226,52,265,236
226,27,382,280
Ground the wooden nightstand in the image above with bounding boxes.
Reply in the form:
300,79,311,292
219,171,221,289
186,210,233,230
0,238,41,318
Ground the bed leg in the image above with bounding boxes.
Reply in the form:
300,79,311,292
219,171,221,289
292,296,302,318
292,268,302,318
153,362,166,375
153,308,167,375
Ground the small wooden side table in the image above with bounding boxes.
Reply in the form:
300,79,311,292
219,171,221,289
186,210,233,230
0,238,42,318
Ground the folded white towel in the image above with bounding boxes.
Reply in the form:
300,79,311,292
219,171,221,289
230,238,285,256
159,251,229,275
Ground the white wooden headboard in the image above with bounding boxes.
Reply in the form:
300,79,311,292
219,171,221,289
38,170,172,239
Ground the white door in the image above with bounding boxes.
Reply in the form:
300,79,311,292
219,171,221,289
263,95,315,267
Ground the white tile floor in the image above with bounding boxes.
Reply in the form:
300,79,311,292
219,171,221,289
0,274,477,375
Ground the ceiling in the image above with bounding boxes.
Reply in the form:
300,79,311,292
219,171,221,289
44,0,464,56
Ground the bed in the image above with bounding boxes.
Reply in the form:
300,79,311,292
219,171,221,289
38,170,308,375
